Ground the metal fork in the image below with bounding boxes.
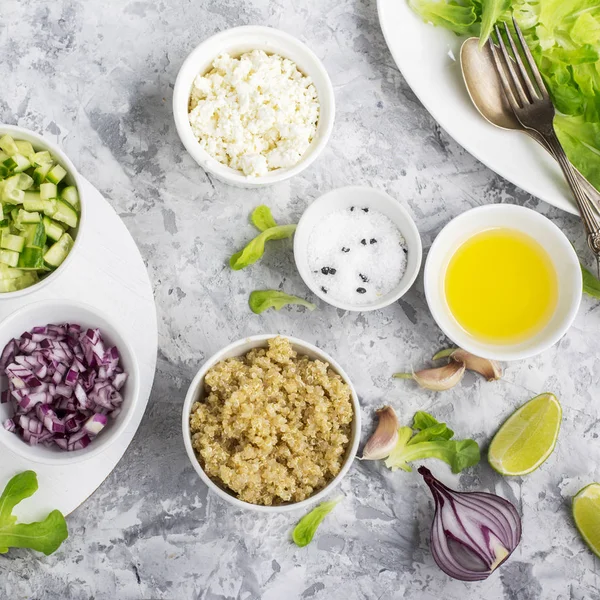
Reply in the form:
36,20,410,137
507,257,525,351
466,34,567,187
488,18,600,276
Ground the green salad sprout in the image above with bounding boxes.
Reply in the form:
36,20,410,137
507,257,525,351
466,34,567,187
230,205,296,270
408,0,600,192
0,471,68,555
385,411,480,473
249,290,316,314
582,263,600,298
292,497,342,547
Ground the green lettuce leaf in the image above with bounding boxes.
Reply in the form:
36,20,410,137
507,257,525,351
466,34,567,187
251,205,278,232
0,471,68,555
230,224,297,270
249,290,316,314
479,0,512,46
582,263,600,298
292,497,341,547
408,0,479,35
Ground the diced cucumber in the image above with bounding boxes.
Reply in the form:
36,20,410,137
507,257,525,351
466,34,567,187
1,233,25,253
22,222,46,248
0,135,19,156
44,233,73,268
46,164,67,185
14,173,33,190
0,249,20,267
52,200,78,228
0,265,25,280
42,199,57,217
61,186,80,211
17,247,44,270
0,135,76,292
2,187,24,204
42,216,64,242
32,162,52,185
0,272,38,292
23,191,44,212
40,182,57,200
3,154,31,173
15,140,35,159
18,209,41,224
31,151,52,167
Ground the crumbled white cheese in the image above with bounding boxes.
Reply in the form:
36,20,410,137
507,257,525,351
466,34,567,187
188,50,320,177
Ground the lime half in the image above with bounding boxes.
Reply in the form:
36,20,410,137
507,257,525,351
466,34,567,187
488,392,562,476
573,483,600,558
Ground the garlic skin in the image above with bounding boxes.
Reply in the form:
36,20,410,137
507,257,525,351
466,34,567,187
394,361,465,391
433,348,502,381
361,406,399,460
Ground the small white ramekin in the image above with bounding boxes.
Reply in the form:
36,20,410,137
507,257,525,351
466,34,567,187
0,300,140,465
182,335,361,513
294,186,423,311
173,26,335,187
424,204,582,361
0,124,86,299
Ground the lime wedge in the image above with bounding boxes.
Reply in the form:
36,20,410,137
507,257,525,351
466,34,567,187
573,483,600,558
488,392,562,476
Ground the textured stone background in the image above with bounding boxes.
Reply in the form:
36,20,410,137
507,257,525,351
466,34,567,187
1,1,600,599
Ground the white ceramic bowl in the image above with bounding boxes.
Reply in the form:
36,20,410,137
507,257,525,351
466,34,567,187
173,26,335,187
0,124,86,299
0,300,140,464
294,186,423,311
182,334,361,513
424,204,582,361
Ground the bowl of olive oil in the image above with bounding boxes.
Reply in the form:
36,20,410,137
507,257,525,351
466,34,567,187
424,204,581,361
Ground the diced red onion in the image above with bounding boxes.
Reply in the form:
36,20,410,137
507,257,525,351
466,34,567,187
1,322,127,452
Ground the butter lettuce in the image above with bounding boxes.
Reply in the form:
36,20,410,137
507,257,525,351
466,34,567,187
407,0,600,191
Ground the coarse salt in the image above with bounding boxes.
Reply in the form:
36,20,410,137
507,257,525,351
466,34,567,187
307,206,408,306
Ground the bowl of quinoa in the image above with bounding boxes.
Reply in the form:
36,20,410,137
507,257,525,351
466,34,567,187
182,335,360,512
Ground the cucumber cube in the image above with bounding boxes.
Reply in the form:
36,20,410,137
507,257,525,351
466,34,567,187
22,222,46,248
18,209,41,224
15,141,35,159
61,186,80,211
42,199,58,217
40,182,57,200
46,164,67,185
33,162,52,185
52,200,78,229
42,216,64,242
32,151,53,167
0,249,20,267
23,191,43,212
1,234,25,253
14,173,33,190
17,247,44,270
44,232,73,268
0,135,18,156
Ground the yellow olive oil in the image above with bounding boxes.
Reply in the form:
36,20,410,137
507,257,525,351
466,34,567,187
444,228,558,344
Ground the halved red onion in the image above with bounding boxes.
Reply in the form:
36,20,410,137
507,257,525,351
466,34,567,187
419,466,521,582
1,323,128,451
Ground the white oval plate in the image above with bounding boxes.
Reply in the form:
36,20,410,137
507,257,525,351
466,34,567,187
0,177,157,520
377,0,578,216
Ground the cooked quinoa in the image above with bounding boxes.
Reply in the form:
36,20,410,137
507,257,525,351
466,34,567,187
189,336,354,506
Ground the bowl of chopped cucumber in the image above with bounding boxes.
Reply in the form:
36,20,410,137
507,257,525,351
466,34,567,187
0,125,84,297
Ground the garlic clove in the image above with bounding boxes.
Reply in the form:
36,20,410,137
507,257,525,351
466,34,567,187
361,405,399,460
394,361,465,391
450,349,502,381
433,348,502,381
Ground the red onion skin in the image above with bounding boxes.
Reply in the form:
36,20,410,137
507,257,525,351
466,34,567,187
419,466,522,582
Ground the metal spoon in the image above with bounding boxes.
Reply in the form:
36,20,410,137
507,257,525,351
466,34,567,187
460,37,600,214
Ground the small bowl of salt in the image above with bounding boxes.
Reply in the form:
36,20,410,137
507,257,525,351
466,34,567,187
294,186,422,311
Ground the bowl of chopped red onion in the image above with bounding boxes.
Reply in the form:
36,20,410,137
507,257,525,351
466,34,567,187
0,299,140,464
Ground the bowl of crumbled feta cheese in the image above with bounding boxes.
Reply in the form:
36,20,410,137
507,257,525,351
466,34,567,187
173,26,335,186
